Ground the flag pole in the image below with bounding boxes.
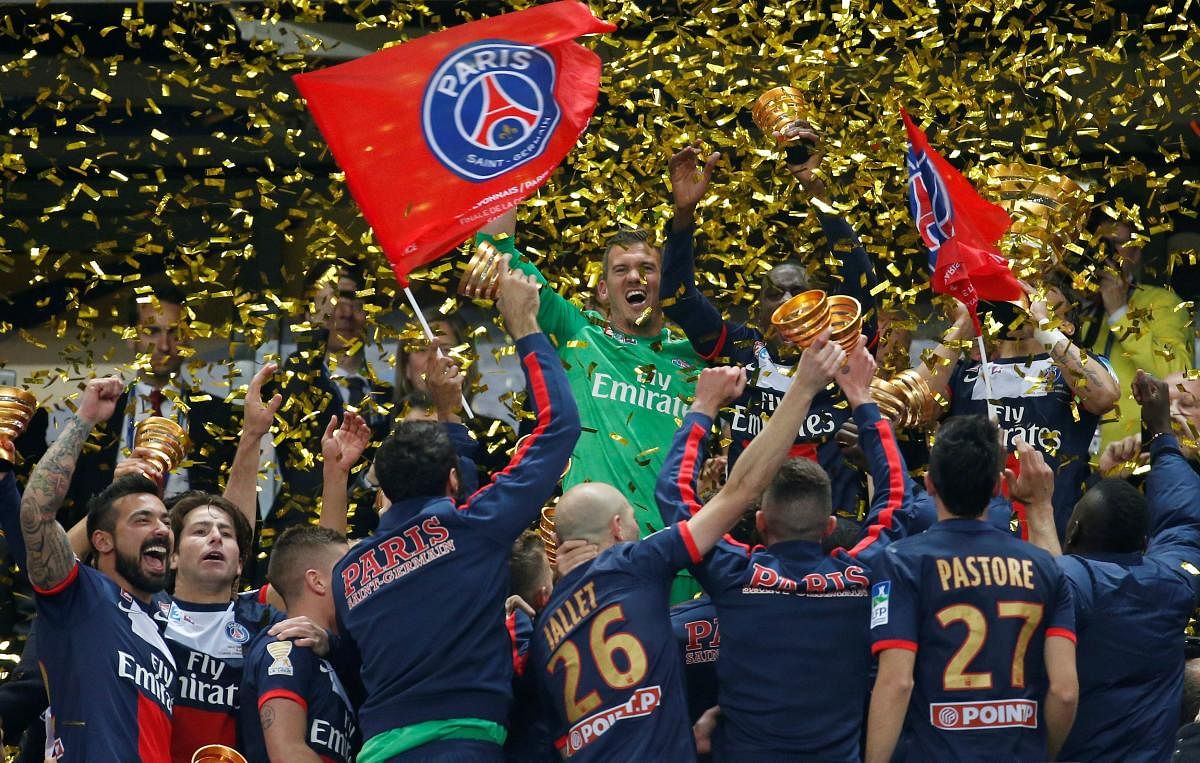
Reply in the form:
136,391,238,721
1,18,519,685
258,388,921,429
403,285,475,419
976,333,998,424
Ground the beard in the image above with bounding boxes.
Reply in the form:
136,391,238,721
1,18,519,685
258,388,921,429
114,539,168,594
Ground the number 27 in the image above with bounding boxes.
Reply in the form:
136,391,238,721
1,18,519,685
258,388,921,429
937,601,1043,691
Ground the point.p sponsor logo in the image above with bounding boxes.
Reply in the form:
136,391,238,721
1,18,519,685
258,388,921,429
931,699,1038,731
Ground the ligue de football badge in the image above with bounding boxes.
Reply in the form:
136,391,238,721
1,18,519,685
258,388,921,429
421,40,561,182
267,641,294,676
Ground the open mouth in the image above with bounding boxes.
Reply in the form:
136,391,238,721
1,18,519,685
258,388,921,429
625,289,647,307
201,550,225,564
142,544,168,574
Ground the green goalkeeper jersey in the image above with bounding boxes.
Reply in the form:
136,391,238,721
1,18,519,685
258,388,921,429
482,233,705,601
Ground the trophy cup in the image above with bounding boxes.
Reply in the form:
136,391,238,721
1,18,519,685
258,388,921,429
192,745,247,763
771,290,830,348
458,239,508,301
827,296,863,353
0,386,37,465
984,163,1089,275
538,505,558,566
133,416,189,475
838,370,944,446
752,86,817,142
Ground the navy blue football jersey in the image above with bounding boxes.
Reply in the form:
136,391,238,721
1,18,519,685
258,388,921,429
670,596,719,725
871,520,1075,762
157,590,282,761
659,213,880,517
241,631,359,763
658,404,917,761
530,523,703,761
1058,434,1200,762
948,353,1115,531
35,563,177,762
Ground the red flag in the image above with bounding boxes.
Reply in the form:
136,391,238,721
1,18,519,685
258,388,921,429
294,2,615,284
902,109,1023,328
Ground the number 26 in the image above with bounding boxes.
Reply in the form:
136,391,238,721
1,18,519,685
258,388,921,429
546,605,649,722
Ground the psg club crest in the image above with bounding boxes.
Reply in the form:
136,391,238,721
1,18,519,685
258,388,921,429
225,620,250,644
422,39,561,182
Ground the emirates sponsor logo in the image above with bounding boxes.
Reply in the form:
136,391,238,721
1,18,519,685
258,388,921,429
557,686,661,757
930,699,1037,731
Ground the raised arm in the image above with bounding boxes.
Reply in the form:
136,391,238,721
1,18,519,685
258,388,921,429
317,411,370,534
475,210,588,343
21,378,124,591
1005,439,1061,556
1137,371,1200,553
655,365,748,528
224,363,282,528
660,144,755,361
913,299,975,402
458,259,581,541
835,346,916,565
1028,288,1119,416
685,333,846,553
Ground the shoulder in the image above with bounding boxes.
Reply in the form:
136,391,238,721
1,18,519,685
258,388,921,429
1134,283,1184,306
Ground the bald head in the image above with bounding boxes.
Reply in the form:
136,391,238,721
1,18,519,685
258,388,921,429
555,483,638,548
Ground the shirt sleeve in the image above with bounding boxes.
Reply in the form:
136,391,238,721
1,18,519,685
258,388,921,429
1143,434,1200,593
659,220,759,361
457,333,581,543
0,474,26,572
476,232,590,344
816,212,880,345
1044,566,1076,643
250,639,317,714
869,548,920,654
846,403,916,567
33,561,97,625
624,523,704,582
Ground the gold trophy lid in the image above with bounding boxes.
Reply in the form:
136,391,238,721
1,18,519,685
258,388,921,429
192,744,247,763
752,86,817,140
772,290,832,347
827,295,863,352
458,240,506,301
133,415,190,473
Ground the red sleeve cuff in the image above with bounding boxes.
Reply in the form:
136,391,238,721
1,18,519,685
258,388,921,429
677,521,703,565
1046,627,1076,644
259,688,308,714
257,584,270,605
32,562,79,597
872,639,918,655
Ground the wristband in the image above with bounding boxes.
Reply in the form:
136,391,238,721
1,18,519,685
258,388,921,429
1033,328,1069,352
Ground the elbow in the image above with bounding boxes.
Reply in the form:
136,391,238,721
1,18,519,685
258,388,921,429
1049,679,1079,711
1084,387,1119,416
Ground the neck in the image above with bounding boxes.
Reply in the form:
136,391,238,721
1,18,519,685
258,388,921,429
172,575,234,605
98,558,155,604
995,337,1043,357
327,346,363,372
611,314,662,338
139,372,172,390
284,597,333,631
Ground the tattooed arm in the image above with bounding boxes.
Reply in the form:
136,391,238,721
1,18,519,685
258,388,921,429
21,377,124,591
1028,293,1120,416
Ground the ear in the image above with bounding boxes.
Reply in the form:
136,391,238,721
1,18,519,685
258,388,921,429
446,467,460,501
923,472,937,497
305,568,327,596
609,514,624,543
170,550,180,572
1064,519,1082,549
823,515,837,539
754,510,766,537
596,278,610,307
534,584,551,611
91,529,114,555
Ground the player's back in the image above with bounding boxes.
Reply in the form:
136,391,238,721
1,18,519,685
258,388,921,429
332,497,511,741
530,531,698,762
1060,553,1197,763
874,520,1074,763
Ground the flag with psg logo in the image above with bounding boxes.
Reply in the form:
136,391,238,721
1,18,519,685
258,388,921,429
902,108,1023,329
293,1,615,284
